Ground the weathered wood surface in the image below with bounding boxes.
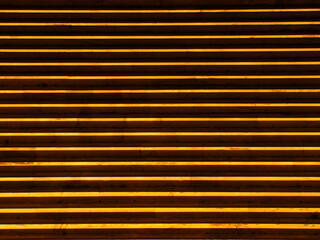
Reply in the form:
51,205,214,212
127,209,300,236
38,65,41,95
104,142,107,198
0,0,320,239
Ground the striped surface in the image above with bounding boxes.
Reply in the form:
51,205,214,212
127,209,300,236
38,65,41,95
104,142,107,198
1,0,320,239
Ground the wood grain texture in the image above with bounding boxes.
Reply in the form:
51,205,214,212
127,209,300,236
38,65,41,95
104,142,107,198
0,1,320,239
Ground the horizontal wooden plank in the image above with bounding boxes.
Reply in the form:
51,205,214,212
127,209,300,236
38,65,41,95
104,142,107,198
0,223,319,229
0,192,319,197
0,207,318,213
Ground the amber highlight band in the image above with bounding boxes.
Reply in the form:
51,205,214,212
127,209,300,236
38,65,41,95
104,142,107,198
1,48,320,52
1,75,320,79
1,62,320,66
2,9,320,13
1,132,320,136
1,35,320,39
0,161,319,166
2,89,320,94
0,118,320,122
1,9,320,13
2,22,320,26
1,103,320,107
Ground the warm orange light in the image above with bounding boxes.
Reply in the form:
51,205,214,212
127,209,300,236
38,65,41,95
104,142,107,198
0,161,319,166
0,147,319,151
1,132,320,136
0,75,319,79
0,48,319,52
0,117,319,122
0,103,320,107
2,89,320,93
1,62,320,66
2,22,320,26
0,9,320,13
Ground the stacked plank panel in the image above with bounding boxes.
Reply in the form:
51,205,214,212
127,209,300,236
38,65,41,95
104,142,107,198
0,0,320,239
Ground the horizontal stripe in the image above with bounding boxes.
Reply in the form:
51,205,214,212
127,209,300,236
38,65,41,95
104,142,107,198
1,75,320,79
0,207,318,213
0,8,320,13
0,176,319,181
2,22,320,26
1,61,320,66
2,89,320,93
1,132,320,136
1,35,319,39
0,192,319,197
0,223,319,229
0,48,320,52
1,103,320,107
0,161,319,166
0,147,320,151
0,118,319,122
1,9,320,13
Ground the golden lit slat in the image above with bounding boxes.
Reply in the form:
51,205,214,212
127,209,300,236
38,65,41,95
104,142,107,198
1,117,320,122
2,22,320,26
1,147,320,151
1,75,320,79
1,48,320,52
1,161,320,166
2,89,320,93
1,103,320,107
0,207,319,213
0,223,319,230
1,62,320,66
2,132,320,136
1,192,320,197
1,176,320,181
1,35,319,39
1,9,320,13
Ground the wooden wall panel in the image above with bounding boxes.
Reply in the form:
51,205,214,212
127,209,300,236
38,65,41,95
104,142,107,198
0,0,320,239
